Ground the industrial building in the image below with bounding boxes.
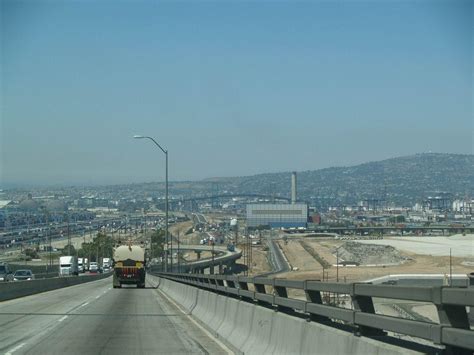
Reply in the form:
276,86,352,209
246,203,308,228
246,172,308,228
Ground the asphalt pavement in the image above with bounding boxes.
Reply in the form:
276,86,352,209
0,276,229,354
265,239,291,275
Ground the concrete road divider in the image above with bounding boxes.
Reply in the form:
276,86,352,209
159,277,423,355
0,273,112,302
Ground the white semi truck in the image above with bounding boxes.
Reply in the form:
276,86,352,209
78,258,85,273
59,256,79,276
102,257,111,267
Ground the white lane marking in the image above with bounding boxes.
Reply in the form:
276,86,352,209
77,301,89,309
58,315,68,322
95,295,101,299
5,342,26,355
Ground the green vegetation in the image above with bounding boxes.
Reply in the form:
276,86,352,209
23,248,39,260
61,244,76,256
150,229,165,258
389,215,406,223
78,232,115,262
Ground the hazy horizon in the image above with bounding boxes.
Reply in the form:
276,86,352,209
1,152,472,189
2,0,472,186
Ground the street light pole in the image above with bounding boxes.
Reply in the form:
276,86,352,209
211,239,215,275
134,135,169,272
166,150,170,272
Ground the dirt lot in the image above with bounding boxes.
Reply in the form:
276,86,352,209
276,239,324,273
248,246,271,275
169,220,193,238
277,237,474,282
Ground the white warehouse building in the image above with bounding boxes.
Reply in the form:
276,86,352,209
246,203,308,228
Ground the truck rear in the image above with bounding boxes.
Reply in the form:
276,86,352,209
78,258,84,273
113,245,145,288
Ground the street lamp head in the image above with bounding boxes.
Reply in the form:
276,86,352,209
133,135,145,139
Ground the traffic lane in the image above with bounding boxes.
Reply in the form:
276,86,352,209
0,277,111,353
8,279,228,354
0,276,110,315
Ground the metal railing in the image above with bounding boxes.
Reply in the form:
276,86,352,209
156,272,474,353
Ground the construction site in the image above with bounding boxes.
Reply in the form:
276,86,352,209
268,233,473,282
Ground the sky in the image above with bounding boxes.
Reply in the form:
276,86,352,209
1,0,472,186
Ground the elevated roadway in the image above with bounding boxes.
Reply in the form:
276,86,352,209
304,225,474,235
0,276,229,354
262,239,291,276
168,244,242,273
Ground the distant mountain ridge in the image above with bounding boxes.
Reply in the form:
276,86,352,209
205,153,474,206
4,153,472,207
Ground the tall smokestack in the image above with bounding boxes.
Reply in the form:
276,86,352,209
291,171,297,204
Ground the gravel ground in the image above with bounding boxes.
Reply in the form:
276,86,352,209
356,234,474,257
338,242,408,265
277,239,324,272
276,236,473,282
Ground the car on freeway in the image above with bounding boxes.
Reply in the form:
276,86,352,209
13,269,35,281
89,262,99,273
0,263,14,282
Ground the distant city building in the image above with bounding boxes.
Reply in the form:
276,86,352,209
452,199,473,214
246,203,308,228
424,193,452,212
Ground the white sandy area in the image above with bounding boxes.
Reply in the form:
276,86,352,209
356,234,474,258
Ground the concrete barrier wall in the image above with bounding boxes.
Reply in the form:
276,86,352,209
159,278,424,355
0,273,112,302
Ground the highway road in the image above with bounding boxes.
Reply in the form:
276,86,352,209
0,276,229,354
193,213,207,225
264,239,291,275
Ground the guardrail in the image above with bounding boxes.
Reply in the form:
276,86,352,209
156,272,474,353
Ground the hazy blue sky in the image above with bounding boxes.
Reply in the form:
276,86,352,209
1,0,472,186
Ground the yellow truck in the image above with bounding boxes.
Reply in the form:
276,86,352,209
113,244,146,288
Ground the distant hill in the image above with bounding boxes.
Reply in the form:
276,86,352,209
5,153,471,208
208,153,474,206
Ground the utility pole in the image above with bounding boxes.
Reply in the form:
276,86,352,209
49,223,52,271
449,248,453,287
67,212,71,255
166,151,170,272
177,231,181,273
211,238,215,275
